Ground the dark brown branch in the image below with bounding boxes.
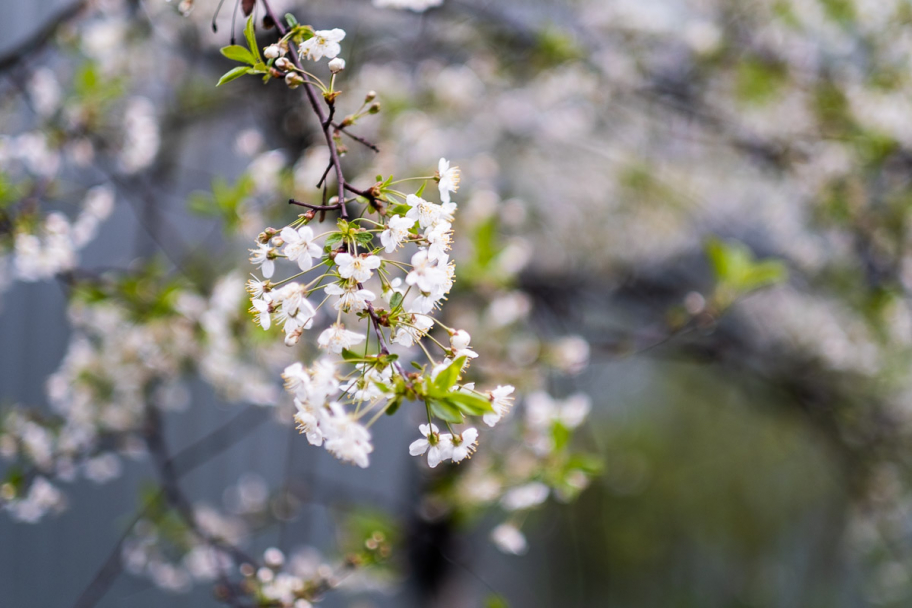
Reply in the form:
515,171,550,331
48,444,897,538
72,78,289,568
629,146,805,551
333,123,380,153
261,0,348,219
289,198,341,211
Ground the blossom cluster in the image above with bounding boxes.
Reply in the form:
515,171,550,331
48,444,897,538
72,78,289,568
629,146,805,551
232,20,516,471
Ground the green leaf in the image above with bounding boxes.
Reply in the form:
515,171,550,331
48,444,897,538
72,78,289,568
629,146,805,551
342,349,371,363
244,16,262,63
485,595,510,608
217,66,251,86
390,292,404,310
220,45,256,65
430,399,464,424
325,233,344,247
384,397,402,416
415,181,427,198
446,391,495,416
285,13,299,27
434,356,466,392
552,421,571,451
411,361,424,371
355,232,374,245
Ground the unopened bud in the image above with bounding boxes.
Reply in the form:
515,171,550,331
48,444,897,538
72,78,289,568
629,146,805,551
368,102,381,114
275,57,293,70
364,90,377,103
328,57,346,73
264,44,282,59
450,330,471,351
285,72,305,89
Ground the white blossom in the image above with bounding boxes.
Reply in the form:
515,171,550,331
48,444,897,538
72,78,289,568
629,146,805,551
405,194,456,230
501,481,550,511
299,29,346,62
408,423,450,468
334,253,381,282
437,158,460,204
483,385,515,427
249,242,276,279
324,283,375,313
281,226,322,271
450,427,478,462
317,323,365,353
320,402,372,468
490,523,528,555
380,215,416,253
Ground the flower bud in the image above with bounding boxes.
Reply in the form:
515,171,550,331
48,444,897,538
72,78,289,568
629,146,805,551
285,72,305,89
275,57,293,70
368,102,381,114
328,58,346,73
364,90,377,102
264,44,282,59
450,330,471,351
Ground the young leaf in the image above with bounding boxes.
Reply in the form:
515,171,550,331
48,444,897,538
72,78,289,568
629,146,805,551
220,45,256,65
384,397,402,416
390,292,404,310
244,16,262,63
285,13,299,27
415,181,427,198
434,356,466,392
430,399,464,424
446,391,495,415
342,349,371,363
217,66,251,86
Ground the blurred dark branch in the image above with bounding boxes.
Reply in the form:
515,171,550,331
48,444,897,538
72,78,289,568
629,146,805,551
0,0,89,75
332,123,380,152
69,406,270,608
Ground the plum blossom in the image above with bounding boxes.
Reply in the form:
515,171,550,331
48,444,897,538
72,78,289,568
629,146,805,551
334,253,381,282
409,423,450,468
380,215,416,253
320,402,372,468
490,523,528,555
405,194,456,230
299,29,345,61
317,323,365,353
450,427,478,462
250,298,271,329
437,158,460,204
324,283,375,313
249,242,275,279
281,226,321,271
483,385,515,427
501,481,550,511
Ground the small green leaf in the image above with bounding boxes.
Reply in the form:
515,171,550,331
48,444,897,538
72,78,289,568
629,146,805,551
325,233,344,247
552,421,571,451
244,16,262,63
217,66,251,86
430,399,464,424
285,13,299,27
355,232,374,245
485,595,510,608
446,391,495,415
411,361,424,371
220,45,256,65
384,397,402,416
434,356,466,392
415,181,427,197
390,292,404,310
342,349,371,363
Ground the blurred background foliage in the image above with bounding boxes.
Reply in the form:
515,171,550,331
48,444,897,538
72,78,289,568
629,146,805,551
6,0,912,606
